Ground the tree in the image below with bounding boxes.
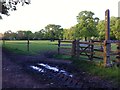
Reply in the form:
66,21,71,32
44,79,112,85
110,16,117,39
63,26,76,40
45,24,63,41
4,30,16,40
0,0,31,19
16,30,33,40
96,20,105,40
34,29,45,40
110,16,120,40
76,10,99,40
97,17,120,40
114,18,120,40
24,30,33,40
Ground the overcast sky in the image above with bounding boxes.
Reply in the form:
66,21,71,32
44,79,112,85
0,0,119,33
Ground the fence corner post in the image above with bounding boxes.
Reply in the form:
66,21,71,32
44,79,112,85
103,40,111,67
103,9,111,67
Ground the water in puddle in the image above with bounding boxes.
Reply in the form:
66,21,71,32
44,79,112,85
38,63,59,72
30,66,45,72
30,63,73,77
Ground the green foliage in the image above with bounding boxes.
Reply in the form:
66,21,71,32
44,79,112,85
96,20,105,40
114,18,120,40
110,16,117,40
3,24,63,40
97,16,120,40
63,26,76,40
4,30,16,40
45,24,63,40
0,0,31,17
15,30,33,40
76,11,99,40
2,10,120,41
34,29,45,40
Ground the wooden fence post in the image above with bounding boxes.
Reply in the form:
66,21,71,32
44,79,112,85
116,43,120,65
103,9,111,67
76,40,80,58
58,39,60,54
72,40,76,57
90,40,94,60
27,38,29,51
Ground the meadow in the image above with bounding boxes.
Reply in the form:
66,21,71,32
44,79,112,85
2,40,58,55
2,40,120,86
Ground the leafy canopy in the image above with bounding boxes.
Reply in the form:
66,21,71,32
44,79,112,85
75,10,99,40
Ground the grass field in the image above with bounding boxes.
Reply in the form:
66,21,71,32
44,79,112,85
2,40,120,86
2,40,58,55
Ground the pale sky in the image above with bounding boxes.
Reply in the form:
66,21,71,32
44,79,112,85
0,0,119,33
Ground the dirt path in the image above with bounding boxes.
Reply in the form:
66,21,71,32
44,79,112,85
2,52,52,88
2,48,117,89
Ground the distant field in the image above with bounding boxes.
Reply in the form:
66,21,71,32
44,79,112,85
2,40,58,55
2,40,118,57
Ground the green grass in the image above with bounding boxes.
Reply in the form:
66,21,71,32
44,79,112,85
54,54,120,86
111,43,117,50
74,59,119,83
2,40,58,55
54,43,120,86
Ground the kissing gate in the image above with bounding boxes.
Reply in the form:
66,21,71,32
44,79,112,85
58,9,120,67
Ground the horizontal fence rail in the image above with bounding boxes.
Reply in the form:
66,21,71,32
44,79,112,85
58,39,120,66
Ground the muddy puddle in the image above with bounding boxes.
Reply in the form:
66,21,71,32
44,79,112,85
30,63,73,77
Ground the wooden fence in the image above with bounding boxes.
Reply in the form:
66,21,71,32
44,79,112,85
58,39,120,66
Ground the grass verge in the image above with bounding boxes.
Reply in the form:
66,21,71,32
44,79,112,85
54,54,120,87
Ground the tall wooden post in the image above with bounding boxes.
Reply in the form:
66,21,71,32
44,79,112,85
103,9,111,67
27,37,29,51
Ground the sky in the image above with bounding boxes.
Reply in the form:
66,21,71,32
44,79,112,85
0,0,120,33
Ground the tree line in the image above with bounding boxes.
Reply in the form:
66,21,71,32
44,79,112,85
0,1,120,40
63,11,120,40
3,24,63,41
1,11,120,40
